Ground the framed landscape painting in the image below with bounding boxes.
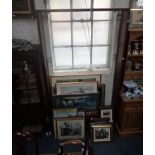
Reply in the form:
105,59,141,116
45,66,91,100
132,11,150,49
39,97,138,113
56,118,85,140
51,74,101,87
53,108,77,118
56,81,97,95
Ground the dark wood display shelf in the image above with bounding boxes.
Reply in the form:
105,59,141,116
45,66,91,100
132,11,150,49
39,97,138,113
128,28,143,32
127,54,143,58
115,25,143,137
120,94,143,103
115,94,143,137
124,70,143,80
128,29,143,42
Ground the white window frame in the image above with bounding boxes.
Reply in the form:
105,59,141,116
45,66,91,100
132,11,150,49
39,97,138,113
47,0,117,76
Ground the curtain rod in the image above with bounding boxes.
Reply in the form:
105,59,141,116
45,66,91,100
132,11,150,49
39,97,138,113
35,8,130,13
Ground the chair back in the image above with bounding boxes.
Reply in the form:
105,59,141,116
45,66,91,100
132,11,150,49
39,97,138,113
13,131,39,155
57,140,87,155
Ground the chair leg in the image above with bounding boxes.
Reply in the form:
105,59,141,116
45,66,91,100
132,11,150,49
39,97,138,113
34,136,39,155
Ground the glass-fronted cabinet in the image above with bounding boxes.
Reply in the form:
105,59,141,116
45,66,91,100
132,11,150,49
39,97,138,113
13,60,40,104
12,46,46,128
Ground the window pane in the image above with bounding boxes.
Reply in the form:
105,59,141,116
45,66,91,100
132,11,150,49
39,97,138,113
93,21,110,45
73,12,90,20
51,0,70,9
73,0,91,8
74,47,90,66
54,48,72,67
73,22,91,45
92,46,109,65
94,0,111,8
52,23,71,46
93,11,111,20
51,12,70,21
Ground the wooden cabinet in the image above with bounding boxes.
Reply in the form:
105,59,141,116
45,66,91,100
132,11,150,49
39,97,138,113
116,94,143,136
115,28,143,137
12,45,47,129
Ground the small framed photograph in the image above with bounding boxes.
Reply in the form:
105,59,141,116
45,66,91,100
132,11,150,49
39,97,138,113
100,108,113,123
91,124,112,142
86,110,99,119
53,108,77,118
56,118,85,140
56,81,97,95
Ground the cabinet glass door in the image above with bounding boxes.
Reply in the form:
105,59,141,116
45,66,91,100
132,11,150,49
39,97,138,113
12,60,40,104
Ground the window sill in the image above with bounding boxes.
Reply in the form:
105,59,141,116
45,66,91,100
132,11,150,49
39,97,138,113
52,68,112,76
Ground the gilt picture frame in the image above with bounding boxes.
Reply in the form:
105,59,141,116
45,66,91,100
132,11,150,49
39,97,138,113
56,118,85,140
53,108,77,118
51,74,101,88
91,124,112,142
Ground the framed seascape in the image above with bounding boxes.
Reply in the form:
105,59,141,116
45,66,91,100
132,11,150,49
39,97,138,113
56,82,97,95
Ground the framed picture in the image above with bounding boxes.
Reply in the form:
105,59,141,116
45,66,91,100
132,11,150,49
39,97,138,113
100,108,113,123
51,74,101,88
12,0,33,14
56,118,85,140
53,108,77,118
56,81,98,95
130,0,143,27
85,110,99,118
53,95,98,110
77,110,85,117
91,124,112,142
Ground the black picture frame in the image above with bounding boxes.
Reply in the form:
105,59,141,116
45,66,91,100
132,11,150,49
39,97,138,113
53,94,99,110
12,0,34,15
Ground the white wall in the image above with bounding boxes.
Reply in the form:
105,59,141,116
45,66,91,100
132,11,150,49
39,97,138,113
12,18,39,44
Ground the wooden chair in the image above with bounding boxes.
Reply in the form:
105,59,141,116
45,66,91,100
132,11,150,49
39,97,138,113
57,139,87,155
13,131,39,155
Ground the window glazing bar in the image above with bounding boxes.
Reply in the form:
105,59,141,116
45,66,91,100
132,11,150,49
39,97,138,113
70,0,74,68
54,44,110,48
90,0,94,65
36,8,129,13
51,19,112,22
